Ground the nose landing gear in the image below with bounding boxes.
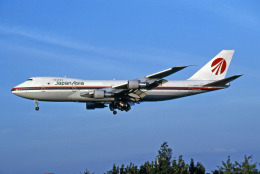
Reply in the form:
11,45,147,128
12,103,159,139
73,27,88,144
34,100,39,111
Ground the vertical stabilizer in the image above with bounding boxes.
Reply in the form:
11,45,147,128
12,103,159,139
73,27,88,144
188,50,234,80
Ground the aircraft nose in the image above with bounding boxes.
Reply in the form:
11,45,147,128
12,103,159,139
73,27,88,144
11,86,18,94
11,87,16,93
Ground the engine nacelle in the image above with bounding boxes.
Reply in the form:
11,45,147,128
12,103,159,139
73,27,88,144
86,102,106,109
128,80,147,89
93,90,105,99
93,90,114,99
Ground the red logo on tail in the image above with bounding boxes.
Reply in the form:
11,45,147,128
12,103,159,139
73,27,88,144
211,58,227,75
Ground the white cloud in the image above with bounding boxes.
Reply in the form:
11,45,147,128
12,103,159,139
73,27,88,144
0,25,147,59
0,24,199,79
214,147,237,153
0,24,196,66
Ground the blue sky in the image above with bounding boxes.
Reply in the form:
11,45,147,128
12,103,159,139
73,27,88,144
0,0,260,173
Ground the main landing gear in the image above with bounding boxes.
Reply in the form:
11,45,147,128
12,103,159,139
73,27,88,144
109,101,131,115
34,99,39,111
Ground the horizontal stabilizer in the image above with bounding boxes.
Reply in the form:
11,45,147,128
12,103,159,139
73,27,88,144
203,75,242,87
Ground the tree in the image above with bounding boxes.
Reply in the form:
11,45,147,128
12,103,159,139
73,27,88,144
189,158,196,174
157,141,173,165
214,155,260,174
80,169,94,174
98,141,260,174
212,170,224,174
188,159,205,174
126,163,138,174
106,164,119,174
155,141,173,173
235,155,259,174
218,156,236,173
195,162,205,174
120,164,126,174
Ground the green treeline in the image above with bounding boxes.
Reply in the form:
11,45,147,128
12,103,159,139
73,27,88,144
81,142,260,174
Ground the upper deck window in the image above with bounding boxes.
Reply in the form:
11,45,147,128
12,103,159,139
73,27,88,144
27,79,33,81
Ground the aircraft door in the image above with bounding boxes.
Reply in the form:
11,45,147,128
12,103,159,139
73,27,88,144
189,85,201,94
72,84,76,92
41,85,46,92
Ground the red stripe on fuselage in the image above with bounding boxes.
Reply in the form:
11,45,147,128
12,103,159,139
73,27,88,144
11,86,224,91
156,86,223,90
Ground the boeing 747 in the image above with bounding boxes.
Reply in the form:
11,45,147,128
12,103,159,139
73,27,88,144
12,50,241,115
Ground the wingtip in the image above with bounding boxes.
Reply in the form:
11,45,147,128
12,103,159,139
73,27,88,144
172,66,189,69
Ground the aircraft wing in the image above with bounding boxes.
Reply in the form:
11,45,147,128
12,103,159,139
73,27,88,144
81,66,188,101
145,66,188,79
112,66,187,89
110,66,187,101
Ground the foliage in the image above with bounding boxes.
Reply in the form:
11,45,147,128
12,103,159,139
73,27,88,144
81,142,260,174
213,155,260,174
105,142,206,174
80,168,94,174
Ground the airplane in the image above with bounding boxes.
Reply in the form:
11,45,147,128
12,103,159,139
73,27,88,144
11,50,241,115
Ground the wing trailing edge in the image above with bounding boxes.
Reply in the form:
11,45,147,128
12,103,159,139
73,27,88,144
112,66,187,89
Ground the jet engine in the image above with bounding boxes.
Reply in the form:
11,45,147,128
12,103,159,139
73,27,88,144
92,90,113,99
127,80,147,89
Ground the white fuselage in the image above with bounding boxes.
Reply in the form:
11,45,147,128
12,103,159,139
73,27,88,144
11,77,225,102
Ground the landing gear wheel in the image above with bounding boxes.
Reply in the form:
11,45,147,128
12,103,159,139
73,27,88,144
113,110,117,115
34,100,39,111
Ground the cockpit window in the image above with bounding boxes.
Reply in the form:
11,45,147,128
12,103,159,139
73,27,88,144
27,79,33,81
